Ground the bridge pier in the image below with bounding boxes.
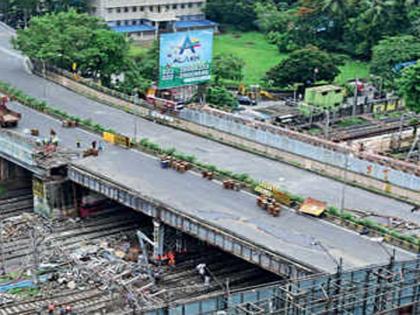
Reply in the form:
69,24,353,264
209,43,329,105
33,177,76,218
153,219,165,259
0,157,28,183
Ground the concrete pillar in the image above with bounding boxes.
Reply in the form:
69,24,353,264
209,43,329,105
0,158,13,182
155,21,159,39
33,176,76,218
153,219,165,258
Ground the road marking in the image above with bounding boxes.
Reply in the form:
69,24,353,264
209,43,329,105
0,45,23,60
0,22,16,35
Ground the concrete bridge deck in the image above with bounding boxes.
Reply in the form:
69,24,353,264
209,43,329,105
0,101,414,277
0,22,418,227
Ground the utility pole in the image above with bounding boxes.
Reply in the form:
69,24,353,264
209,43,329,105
133,117,138,142
0,220,5,275
29,227,41,285
340,153,351,214
324,110,330,139
42,60,48,101
352,79,358,116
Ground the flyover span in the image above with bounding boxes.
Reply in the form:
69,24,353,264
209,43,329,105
67,149,414,278
0,103,414,278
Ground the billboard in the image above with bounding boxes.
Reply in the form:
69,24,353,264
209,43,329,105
159,29,214,89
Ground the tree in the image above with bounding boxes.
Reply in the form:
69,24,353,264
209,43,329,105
133,41,159,82
265,46,343,87
206,86,238,110
115,61,151,95
397,62,420,112
213,54,244,83
343,0,414,57
0,0,89,28
205,0,257,30
371,35,420,85
14,10,127,84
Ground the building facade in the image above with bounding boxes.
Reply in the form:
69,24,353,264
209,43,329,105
89,0,215,40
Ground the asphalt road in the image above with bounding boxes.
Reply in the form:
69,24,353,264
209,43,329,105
6,100,415,274
0,23,418,228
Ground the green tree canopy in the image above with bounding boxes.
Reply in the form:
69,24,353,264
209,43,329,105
265,46,343,87
0,0,88,28
115,60,151,95
397,62,420,113
205,0,257,30
206,86,238,110
132,41,159,82
213,54,244,83
14,10,128,83
371,35,420,85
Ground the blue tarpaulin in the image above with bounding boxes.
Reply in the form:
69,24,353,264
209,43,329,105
0,274,49,293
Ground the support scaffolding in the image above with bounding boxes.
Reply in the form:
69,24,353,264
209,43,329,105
175,259,420,315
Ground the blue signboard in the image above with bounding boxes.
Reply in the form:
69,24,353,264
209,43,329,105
159,29,214,89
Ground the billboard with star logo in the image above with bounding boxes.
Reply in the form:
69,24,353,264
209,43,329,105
158,29,214,89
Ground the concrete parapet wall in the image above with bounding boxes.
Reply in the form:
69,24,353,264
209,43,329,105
179,108,420,192
39,66,420,203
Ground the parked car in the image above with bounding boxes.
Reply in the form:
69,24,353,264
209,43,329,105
237,96,257,106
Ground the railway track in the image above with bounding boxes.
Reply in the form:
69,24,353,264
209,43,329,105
330,116,416,142
0,288,107,315
0,194,33,220
1,208,147,270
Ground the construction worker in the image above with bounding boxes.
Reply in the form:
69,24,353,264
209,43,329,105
65,305,73,314
196,263,210,286
76,138,81,148
47,302,56,314
167,251,176,270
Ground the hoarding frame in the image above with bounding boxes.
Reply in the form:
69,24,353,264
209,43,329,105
158,28,214,89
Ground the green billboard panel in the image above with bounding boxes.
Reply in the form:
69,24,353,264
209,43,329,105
159,29,214,89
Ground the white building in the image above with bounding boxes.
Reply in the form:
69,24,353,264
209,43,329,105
88,0,215,40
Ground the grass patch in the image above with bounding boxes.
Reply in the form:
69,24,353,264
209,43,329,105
335,60,370,84
337,117,367,128
129,30,370,87
214,31,286,85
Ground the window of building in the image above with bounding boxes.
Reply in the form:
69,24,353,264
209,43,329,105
181,4,185,9
132,20,137,25
132,7,137,12
124,7,129,12
107,8,113,13
197,2,202,7
157,6,161,13
172,4,177,9
188,3,193,8
91,7,97,13
166,5,170,10
140,6,144,11
149,6,154,12
116,21,121,26
116,8,121,13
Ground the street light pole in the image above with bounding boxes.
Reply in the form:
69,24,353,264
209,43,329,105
340,153,350,215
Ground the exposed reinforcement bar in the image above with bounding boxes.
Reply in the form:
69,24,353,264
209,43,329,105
68,165,318,279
